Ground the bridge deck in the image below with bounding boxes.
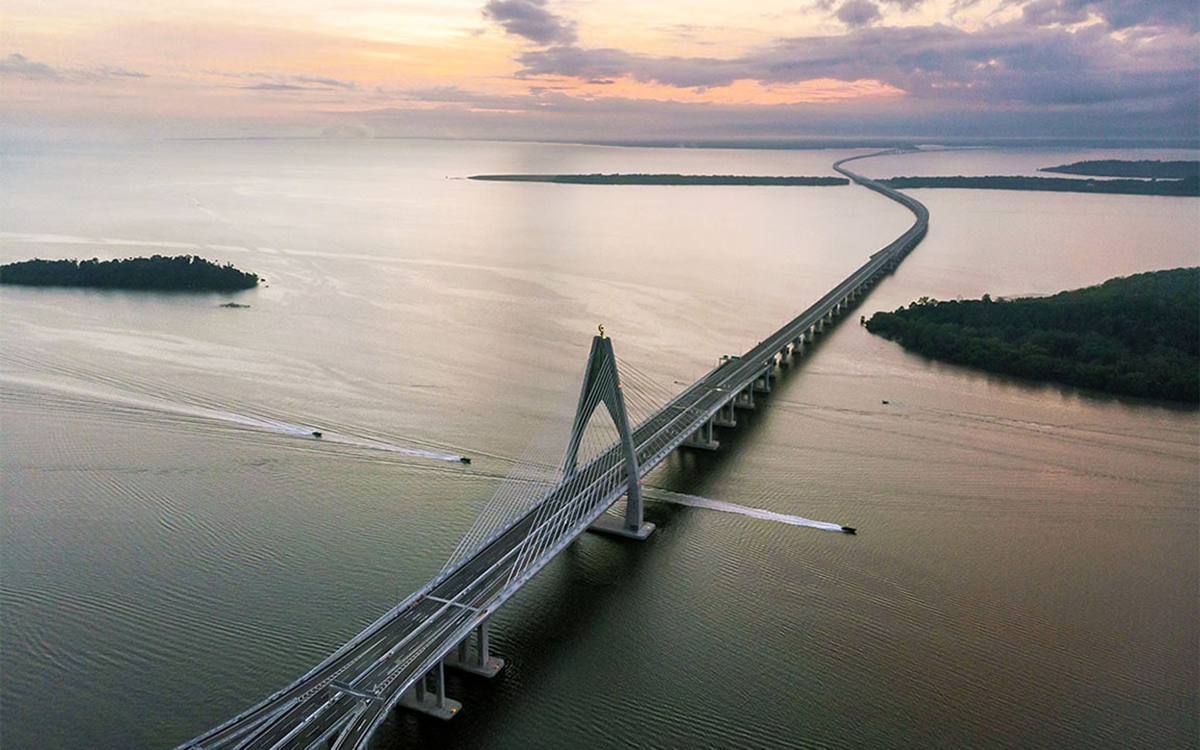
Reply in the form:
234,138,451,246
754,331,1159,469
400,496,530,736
177,154,929,750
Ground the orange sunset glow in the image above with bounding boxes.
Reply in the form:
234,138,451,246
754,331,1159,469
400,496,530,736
1,0,1196,144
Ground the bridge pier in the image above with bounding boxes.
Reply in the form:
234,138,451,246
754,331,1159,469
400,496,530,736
446,619,505,678
714,399,737,428
400,660,461,720
682,418,719,450
589,501,655,539
734,387,756,410
753,369,772,394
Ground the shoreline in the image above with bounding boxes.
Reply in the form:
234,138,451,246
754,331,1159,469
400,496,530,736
467,173,848,186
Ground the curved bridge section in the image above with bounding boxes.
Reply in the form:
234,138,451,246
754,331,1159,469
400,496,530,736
174,152,928,750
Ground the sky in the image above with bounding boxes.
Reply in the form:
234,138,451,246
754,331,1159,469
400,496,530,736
1,0,1196,144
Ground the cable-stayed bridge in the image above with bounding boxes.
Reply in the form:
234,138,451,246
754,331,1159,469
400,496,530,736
174,152,928,750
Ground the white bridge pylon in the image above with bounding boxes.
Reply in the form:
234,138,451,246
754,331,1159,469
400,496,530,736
562,330,655,540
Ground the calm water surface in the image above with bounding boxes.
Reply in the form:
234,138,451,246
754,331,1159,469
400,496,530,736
1,140,1197,750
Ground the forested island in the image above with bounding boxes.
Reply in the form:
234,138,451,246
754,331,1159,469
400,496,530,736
865,268,1199,403
878,175,1199,196
0,255,260,291
1040,160,1199,179
469,173,848,186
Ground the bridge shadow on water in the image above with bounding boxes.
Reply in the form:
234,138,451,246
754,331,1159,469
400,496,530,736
368,528,653,748
648,322,843,508
368,328,845,749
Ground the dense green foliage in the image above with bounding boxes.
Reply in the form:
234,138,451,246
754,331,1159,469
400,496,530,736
0,255,260,291
1040,160,1200,179
879,175,1199,196
469,173,848,186
866,268,1199,403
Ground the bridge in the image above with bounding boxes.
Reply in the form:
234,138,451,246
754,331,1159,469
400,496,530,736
174,151,928,750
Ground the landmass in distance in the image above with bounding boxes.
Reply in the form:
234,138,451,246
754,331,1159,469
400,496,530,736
469,160,1200,197
1039,160,1199,179
468,173,848,186
865,268,1200,403
0,255,260,292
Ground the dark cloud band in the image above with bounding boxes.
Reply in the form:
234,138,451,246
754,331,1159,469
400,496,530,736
483,0,577,45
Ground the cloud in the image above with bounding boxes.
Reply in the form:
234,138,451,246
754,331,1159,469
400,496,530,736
215,70,357,91
483,0,577,45
514,17,1197,113
89,66,149,80
837,0,883,27
1,54,62,80
517,46,753,88
1016,0,1199,32
1020,0,1092,26
244,83,309,91
292,75,356,90
354,83,1196,145
0,53,149,82
402,85,491,103
810,0,927,14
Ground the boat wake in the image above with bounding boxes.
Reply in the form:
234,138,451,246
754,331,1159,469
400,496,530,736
304,430,466,463
2,371,468,463
643,488,854,533
155,406,468,463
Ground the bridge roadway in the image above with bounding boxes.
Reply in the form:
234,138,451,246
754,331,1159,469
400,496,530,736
176,153,928,750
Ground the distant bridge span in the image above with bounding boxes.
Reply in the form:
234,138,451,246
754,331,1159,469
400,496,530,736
175,151,928,750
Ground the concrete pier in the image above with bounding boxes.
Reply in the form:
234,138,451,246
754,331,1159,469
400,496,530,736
753,371,772,394
590,510,656,540
714,400,737,427
446,620,504,678
734,387,756,410
400,661,461,720
682,418,720,450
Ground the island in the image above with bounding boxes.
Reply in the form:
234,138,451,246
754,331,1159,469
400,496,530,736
878,175,1199,196
1040,160,1199,179
0,255,260,291
865,268,1199,403
468,173,848,186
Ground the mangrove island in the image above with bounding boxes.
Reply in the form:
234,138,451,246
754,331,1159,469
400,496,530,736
878,175,1199,197
1040,160,1200,179
0,255,261,291
865,268,1199,403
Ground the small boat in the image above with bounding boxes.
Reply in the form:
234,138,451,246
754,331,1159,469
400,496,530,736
841,526,856,534
458,457,472,465
881,400,890,405
311,431,323,439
